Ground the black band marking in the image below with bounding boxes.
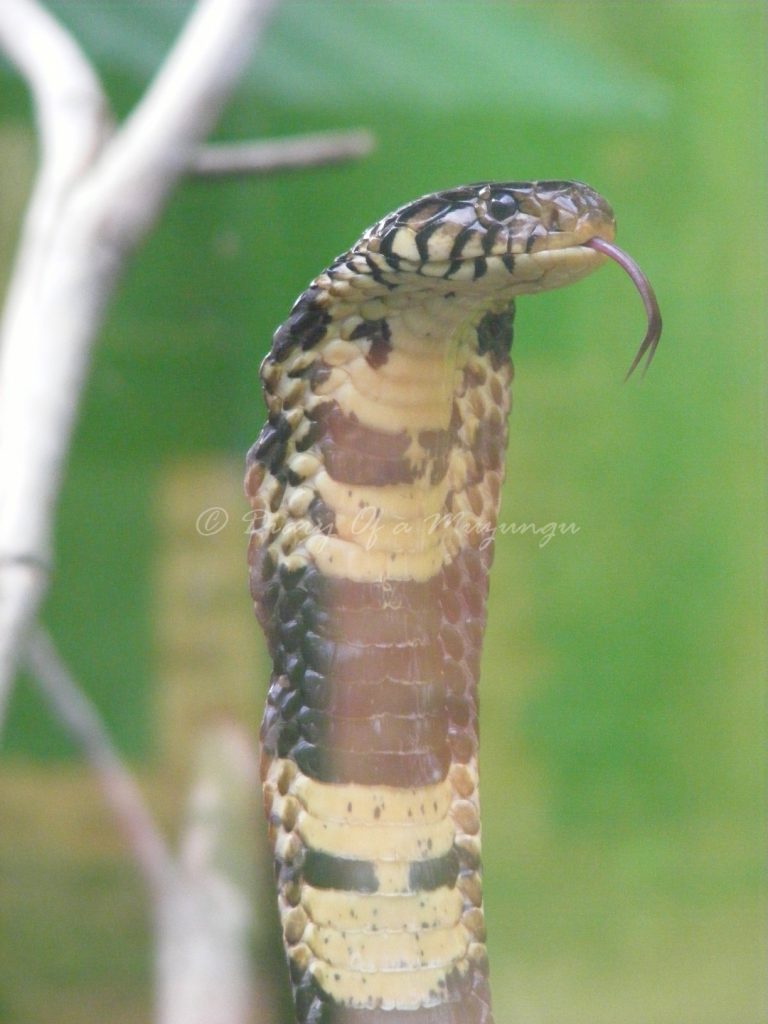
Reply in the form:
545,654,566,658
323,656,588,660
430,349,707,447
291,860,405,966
476,307,514,370
408,848,460,892
302,849,378,892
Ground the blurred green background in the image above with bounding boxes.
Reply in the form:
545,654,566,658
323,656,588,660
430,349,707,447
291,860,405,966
0,2,764,1023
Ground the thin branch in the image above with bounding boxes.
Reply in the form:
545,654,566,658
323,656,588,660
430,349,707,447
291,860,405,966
24,626,175,896
83,0,281,249
0,0,111,344
157,724,262,1024
0,0,108,180
0,0,111,728
189,128,376,177
0,0,279,728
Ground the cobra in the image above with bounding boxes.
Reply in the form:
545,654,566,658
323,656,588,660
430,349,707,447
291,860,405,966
245,181,661,1024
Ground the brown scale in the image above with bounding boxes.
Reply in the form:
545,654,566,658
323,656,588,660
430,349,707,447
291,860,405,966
311,400,453,487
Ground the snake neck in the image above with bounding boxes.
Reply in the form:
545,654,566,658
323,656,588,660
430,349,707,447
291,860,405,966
246,264,513,1024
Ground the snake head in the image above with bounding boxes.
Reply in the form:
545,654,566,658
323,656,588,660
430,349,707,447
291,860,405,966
361,180,660,377
363,179,615,264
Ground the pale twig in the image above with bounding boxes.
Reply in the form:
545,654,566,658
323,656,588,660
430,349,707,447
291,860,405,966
0,0,111,337
25,630,270,1023
81,0,281,250
0,0,110,724
0,0,279,728
156,724,263,1024
24,626,175,896
189,128,376,177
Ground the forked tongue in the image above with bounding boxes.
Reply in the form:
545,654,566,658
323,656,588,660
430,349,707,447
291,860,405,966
585,237,662,380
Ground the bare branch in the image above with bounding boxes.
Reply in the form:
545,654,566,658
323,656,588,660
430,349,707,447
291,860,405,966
0,0,279,726
0,0,109,177
156,724,262,1024
24,626,175,896
0,0,111,342
189,129,376,177
84,0,281,250
0,0,111,727
24,632,269,1019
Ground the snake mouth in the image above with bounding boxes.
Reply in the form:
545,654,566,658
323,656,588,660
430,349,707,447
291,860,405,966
584,237,662,378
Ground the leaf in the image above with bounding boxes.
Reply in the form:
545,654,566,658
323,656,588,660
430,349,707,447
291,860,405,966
20,1,669,122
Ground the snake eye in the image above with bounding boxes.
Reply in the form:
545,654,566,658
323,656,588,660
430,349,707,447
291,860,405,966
487,193,519,222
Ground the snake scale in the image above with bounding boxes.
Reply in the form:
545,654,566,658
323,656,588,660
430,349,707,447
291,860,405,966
245,181,660,1024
